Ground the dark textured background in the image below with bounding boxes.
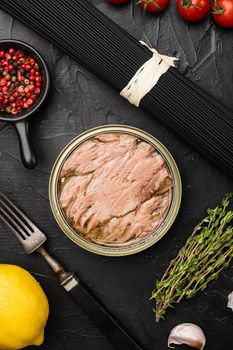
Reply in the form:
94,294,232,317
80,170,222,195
0,1,233,349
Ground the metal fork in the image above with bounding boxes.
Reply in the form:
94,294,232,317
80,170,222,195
0,193,142,350
0,192,75,288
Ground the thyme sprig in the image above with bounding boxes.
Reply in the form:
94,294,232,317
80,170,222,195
151,193,233,322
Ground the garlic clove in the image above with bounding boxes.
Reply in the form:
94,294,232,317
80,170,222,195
227,291,233,311
168,323,206,350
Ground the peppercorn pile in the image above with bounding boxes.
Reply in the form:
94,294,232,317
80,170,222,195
0,48,42,116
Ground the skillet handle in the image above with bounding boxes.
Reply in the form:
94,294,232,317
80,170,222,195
14,120,37,169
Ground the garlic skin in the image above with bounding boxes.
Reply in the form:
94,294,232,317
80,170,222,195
168,323,206,350
227,291,233,311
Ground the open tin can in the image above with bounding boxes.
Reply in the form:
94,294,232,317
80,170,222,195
49,125,182,256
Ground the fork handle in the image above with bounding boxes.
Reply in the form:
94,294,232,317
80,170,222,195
37,246,74,285
37,246,141,349
66,277,142,350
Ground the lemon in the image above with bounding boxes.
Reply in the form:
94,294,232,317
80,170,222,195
0,264,49,350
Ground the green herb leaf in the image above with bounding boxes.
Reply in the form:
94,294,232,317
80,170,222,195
151,193,233,322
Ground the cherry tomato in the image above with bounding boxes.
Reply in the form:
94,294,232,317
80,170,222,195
212,0,233,27
177,0,210,22
107,0,130,4
137,0,169,13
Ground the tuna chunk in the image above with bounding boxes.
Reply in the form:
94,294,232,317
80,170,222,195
59,133,173,247
60,133,137,178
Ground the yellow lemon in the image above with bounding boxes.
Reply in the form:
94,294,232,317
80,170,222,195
0,264,49,350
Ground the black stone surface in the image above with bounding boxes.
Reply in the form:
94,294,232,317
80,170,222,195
0,2,233,350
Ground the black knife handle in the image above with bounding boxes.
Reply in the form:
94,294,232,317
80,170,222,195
64,277,142,350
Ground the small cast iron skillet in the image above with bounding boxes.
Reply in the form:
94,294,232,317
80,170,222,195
0,40,50,169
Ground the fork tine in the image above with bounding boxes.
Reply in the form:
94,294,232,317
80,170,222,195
0,209,26,243
0,193,47,254
0,197,32,236
0,193,37,232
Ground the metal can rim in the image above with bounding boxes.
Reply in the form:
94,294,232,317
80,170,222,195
49,124,182,257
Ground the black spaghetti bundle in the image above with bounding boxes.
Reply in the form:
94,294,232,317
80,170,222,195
0,0,233,176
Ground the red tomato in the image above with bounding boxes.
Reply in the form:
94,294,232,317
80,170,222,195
177,0,210,22
107,0,130,4
212,0,233,27
137,0,169,13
